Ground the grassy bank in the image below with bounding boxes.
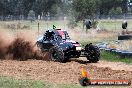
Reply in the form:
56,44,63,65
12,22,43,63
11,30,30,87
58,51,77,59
0,76,129,88
0,77,126,88
101,50,132,64
77,19,132,32
0,77,46,88
0,76,84,88
0,20,67,30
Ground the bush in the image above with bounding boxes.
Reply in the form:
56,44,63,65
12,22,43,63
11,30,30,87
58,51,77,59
109,7,122,15
92,20,98,29
28,10,35,22
67,17,77,28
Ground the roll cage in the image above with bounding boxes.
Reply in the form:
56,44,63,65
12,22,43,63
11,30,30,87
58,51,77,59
43,29,70,41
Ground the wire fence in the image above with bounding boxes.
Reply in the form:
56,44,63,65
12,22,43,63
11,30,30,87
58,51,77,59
0,15,66,21
98,19,132,31
0,14,132,32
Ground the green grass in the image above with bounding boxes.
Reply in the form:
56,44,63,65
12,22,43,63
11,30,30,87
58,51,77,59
77,19,132,31
0,76,128,88
99,19,132,31
1,19,132,31
101,50,132,64
99,20,122,31
0,77,48,88
0,76,85,88
1,19,132,33
0,20,67,31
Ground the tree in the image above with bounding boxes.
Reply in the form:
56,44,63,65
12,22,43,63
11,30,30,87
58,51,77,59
72,0,97,21
98,0,126,15
0,0,9,15
28,10,35,22
0,0,128,20
32,0,63,19
109,7,122,15
122,0,128,13
22,0,36,17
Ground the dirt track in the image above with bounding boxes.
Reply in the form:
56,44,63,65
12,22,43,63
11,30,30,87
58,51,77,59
0,26,132,87
0,59,132,86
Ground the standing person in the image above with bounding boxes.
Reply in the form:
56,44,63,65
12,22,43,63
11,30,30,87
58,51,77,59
85,20,92,33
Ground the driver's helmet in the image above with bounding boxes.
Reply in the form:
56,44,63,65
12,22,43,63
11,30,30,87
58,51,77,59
45,30,54,40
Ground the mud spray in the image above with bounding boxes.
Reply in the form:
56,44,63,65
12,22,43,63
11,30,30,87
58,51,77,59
0,29,49,61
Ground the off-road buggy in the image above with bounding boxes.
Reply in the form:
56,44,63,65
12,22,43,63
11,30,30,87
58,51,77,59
36,28,100,63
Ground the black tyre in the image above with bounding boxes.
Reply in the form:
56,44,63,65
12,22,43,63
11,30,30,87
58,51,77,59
118,35,132,40
50,45,66,63
85,43,100,63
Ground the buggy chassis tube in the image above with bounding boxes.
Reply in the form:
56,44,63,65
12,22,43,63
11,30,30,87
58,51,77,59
79,49,89,57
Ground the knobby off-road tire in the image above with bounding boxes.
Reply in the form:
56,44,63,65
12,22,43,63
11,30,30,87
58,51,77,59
49,45,66,63
85,44,100,63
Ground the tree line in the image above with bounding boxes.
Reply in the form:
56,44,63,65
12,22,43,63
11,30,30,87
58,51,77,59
0,0,129,20
0,0,70,19
72,0,128,21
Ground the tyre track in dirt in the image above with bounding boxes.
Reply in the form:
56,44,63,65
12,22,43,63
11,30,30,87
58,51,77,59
0,59,131,86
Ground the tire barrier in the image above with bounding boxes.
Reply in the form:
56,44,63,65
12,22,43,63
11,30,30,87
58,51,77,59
96,43,132,58
119,51,132,58
118,35,132,40
114,49,123,54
